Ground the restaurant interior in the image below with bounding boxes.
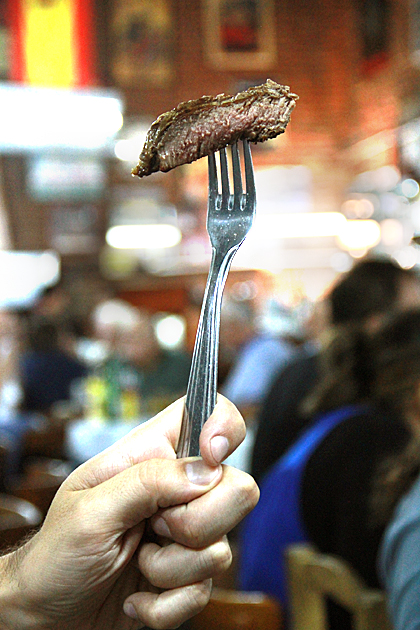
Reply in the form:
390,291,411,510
0,0,419,627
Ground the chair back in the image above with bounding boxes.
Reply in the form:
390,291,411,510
286,544,392,630
0,493,42,548
189,587,283,630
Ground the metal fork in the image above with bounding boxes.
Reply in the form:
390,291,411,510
177,140,256,458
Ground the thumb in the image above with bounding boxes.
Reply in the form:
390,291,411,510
83,457,222,531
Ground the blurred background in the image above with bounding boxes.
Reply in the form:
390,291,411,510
1,0,419,338
0,0,419,538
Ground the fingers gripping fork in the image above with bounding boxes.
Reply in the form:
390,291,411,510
177,140,256,458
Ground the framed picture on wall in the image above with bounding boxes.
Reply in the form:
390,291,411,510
111,0,174,87
202,0,276,70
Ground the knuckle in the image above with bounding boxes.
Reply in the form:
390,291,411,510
235,472,260,515
167,505,206,547
186,581,212,614
210,539,232,574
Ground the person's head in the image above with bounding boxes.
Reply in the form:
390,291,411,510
371,309,420,424
329,256,420,331
305,305,420,417
219,300,255,353
26,316,59,352
117,310,160,368
366,308,420,526
33,282,71,319
91,299,143,347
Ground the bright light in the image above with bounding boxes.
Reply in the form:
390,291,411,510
155,315,186,349
337,219,381,251
115,133,148,162
0,84,123,152
114,121,151,161
252,212,347,238
380,219,404,247
106,224,182,249
0,250,60,308
341,198,375,219
394,246,419,269
401,178,420,199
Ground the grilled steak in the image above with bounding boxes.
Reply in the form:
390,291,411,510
132,79,298,178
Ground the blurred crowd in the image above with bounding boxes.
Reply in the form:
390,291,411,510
0,273,307,480
2,254,420,629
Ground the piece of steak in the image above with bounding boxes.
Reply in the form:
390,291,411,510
132,79,298,178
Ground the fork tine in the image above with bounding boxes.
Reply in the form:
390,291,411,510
208,152,218,203
219,147,230,206
231,142,243,204
242,139,256,205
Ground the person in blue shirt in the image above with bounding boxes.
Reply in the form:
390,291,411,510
221,299,299,410
240,307,420,630
19,315,88,414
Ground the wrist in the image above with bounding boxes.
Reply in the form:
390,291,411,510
0,538,50,630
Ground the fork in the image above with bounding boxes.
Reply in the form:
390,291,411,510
177,140,256,458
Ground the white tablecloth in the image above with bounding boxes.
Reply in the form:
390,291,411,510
66,416,256,473
65,417,147,464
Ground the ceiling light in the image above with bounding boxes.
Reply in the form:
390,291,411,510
401,178,420,199
337,219,381,251
0,84,123,152
251,212,347,239
106,224,181,249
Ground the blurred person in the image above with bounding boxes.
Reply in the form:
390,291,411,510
89,300,191,419
373,311,420,630
220,299,298,412
250,256,420,484
0,396,259,630
0,309,22,413
0,309,28,484
84,299,146,421
239,308,420,630
19,315,88,414
117,308,191,413
91,298,142,352
31,281,72,323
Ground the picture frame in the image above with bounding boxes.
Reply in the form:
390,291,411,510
202,0,277,70
111,0,174,87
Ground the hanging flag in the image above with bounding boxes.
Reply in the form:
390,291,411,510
8,0,96,87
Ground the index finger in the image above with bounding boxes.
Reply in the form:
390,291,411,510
67,395,246,489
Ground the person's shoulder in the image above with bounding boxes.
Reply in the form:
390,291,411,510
269,346,319,385
380,473,420,573
312,406,409,466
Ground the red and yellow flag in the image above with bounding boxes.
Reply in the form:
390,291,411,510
8,0,96,87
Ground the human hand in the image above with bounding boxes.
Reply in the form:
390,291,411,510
0,396,259,630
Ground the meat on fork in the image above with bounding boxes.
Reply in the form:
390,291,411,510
132,79,298,178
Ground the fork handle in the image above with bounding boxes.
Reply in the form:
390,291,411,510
177,247,238,458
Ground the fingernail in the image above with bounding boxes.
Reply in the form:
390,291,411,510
210,436,229,463
124,602,138,620
153,516,171,538
186,459,220,485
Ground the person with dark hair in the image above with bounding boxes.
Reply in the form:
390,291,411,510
19,316,88,414
239,307,420,630
372,311,420,630
250,255,420,484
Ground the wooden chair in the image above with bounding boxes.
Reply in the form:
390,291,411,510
9,457,72,517
21,420,66,460
0,493,42,549
189,587,283,630
286,544,392,630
